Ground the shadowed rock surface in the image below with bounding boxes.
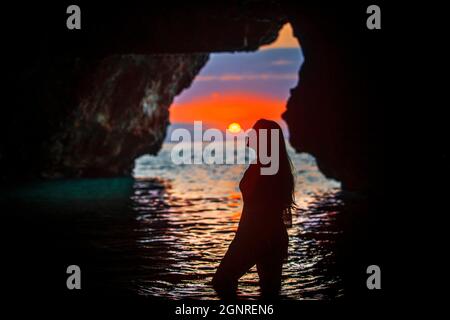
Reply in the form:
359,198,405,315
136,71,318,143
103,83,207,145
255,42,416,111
282,4,376,192
46,54,208,177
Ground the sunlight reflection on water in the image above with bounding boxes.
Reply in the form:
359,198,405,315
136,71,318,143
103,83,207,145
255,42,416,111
132,141,344,299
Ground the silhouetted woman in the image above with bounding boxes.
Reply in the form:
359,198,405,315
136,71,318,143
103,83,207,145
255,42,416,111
212,119,296,298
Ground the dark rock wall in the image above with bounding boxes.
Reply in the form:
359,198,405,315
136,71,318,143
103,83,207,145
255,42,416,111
43,54,209,178
2,54,208,179
282,3,379,192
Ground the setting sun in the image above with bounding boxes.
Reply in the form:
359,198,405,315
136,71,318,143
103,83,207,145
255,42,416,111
227,122,242,133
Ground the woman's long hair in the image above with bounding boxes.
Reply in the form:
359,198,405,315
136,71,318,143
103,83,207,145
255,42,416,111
251,119,297,227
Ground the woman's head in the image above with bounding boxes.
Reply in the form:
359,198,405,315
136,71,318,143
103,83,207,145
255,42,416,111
248,119,296,213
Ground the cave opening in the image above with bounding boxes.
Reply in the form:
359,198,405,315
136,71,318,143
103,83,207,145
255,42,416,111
131,23,343,299
133,23,340,200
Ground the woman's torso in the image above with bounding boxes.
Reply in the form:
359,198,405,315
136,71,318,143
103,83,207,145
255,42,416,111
236,165,288,241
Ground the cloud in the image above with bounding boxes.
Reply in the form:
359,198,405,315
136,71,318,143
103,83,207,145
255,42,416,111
271,59,294,66
195,73,298,81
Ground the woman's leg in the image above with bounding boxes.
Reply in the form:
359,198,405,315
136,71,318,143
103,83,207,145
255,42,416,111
256,232,288,298
212,237,257,298
256,256,284,298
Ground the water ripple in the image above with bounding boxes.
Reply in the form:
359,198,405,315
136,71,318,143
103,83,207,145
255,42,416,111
128,142,344,299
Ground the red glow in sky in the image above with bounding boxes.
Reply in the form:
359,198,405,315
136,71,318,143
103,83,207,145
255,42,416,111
170,23,301,133
171,92,286,131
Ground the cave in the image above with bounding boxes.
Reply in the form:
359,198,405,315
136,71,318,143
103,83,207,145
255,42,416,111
2,1,383,301
2,2,380,193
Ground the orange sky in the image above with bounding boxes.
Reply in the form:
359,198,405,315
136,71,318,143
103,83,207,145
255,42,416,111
169,23,301,133
170,92,285,131
260,23,300,49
